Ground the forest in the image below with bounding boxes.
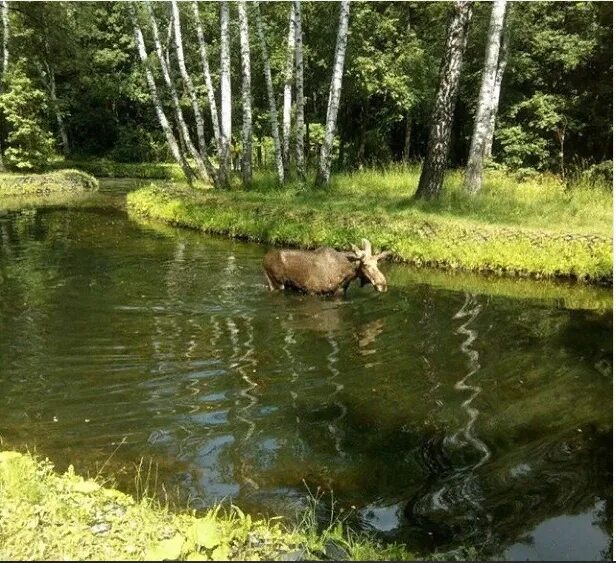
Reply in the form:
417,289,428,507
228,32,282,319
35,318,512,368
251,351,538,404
0,1,612,189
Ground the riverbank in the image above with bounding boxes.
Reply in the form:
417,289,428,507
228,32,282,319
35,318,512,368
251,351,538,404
49,159,185,181
0,169,98,197
0,450,445,561
127,168,612,284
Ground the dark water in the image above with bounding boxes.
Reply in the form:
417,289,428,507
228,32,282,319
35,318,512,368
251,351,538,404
0,185,612,560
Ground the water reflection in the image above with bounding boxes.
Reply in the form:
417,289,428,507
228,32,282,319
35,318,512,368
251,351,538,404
0,207,611,560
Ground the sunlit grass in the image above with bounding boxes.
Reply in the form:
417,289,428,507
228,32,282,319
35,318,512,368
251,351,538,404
0,169,99,196
127,164,612,282
0,450,433,561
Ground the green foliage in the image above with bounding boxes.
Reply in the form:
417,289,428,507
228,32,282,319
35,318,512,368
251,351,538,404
108,125,170,163
2,1,610,177
0,63,56,171
0,450,423,561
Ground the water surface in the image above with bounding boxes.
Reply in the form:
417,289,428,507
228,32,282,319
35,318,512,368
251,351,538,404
0,183,612,560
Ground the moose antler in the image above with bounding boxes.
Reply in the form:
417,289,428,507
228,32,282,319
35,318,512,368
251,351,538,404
360,238,373,256
350,243,365,259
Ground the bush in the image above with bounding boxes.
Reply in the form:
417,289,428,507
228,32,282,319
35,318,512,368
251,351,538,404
0,62,56,171
581,160,613,190
108,125,170,163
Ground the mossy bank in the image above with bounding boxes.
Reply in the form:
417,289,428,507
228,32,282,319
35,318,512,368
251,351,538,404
0,169,98,198
127,173,612,284
0,450,463,561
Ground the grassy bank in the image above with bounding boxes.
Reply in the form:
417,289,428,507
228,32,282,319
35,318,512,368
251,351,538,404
49,159,185,181
0,450,453,561
0,169,98,197
127,167,612,284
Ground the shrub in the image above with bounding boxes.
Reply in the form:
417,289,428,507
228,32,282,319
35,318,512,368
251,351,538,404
0,61,56,171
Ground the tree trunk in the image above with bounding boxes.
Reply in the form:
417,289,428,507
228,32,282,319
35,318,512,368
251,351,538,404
171,0,207,158
237,0,252,187
415,1,473,200
403,111,411,163
0,0,9,171
483,17,509,160
143,2,215,185
315,0,351,187
294,0,305,180
219,1,232,187
282,5,295,178
464,0,508,194
192,1,221,152
255,2,284,185
39,62,70,157
131,6,194,183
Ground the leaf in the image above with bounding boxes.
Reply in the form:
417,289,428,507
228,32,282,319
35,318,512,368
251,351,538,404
186,552,210,561
211,544,230,561
145,533,186,561
191,519,221,550
71,480,100,494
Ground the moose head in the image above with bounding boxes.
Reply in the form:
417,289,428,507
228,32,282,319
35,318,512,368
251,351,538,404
348,238,391,293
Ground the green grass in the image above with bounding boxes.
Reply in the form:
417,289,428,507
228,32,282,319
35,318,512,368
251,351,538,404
0,169,99,197
1,450,456,561
48,158,186,181
127,165,612,284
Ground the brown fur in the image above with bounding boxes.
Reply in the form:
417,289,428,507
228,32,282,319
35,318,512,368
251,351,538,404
263,241,390,295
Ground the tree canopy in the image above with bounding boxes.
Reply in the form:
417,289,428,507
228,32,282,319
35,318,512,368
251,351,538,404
0,1,612,181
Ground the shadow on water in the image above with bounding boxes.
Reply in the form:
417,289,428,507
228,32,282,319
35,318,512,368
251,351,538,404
0,196,612,560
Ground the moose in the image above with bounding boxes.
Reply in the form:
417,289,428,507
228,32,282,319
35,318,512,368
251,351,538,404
263,239,391,295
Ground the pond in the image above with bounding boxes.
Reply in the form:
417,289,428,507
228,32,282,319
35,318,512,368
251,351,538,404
0,181,612,560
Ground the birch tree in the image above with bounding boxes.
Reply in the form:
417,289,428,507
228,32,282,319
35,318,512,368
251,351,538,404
143,3,214,184
0,0,9,170
171,0,207,158
130,5,194,183
315,0,351,187
219,1,232,186
293,0,305,180
414,1,473,200
255,1,284,185
464,0,508,194
37,61,69,156
483,17,509,160
1,0,7,79
281,5,295,177
192,1,221,151
238,0,252,186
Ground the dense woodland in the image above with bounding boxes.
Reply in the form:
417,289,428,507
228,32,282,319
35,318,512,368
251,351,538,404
0,1,612,193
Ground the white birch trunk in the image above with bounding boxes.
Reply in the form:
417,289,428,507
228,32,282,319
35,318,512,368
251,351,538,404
1,0,7,79
38,62,70,156
192,1,221,152
131,6,194,183
144,3,215,185
315,0,351,187
171,0,207,158
281,5,295,177
0,0,9,170
219,1,232,186
238,0,253,186
294,0,305,180
463,0,508,194
255,2,284,185
483,19,509,160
